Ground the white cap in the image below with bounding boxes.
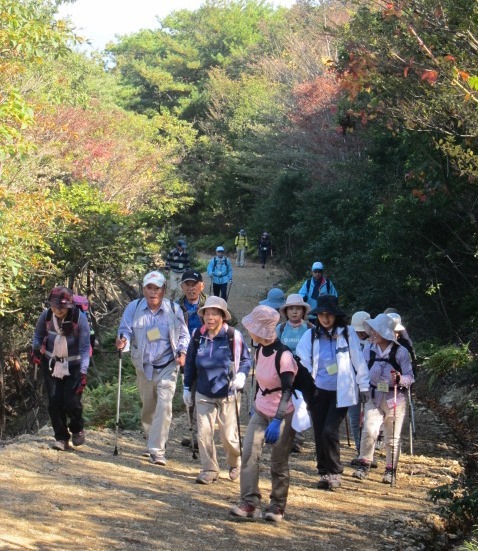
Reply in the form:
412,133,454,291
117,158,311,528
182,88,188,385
143,271,166,288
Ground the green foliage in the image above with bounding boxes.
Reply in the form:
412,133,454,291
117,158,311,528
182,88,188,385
460,527,478,551
430,482,478,533
423,345,471,388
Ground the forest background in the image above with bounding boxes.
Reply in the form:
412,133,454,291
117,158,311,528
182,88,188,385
0,0,477,542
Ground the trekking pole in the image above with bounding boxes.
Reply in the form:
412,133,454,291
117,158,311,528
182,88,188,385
408,386,416,455
234,388,243,457
113,333,123,456
345,414,351,447
391,378,397,486
226,281,233,301
248,343,256,415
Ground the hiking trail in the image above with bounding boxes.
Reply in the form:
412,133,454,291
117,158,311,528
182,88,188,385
0,258,463,550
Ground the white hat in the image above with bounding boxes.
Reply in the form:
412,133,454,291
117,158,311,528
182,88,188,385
143,271,166,288
197,295,231,321
351,311,371,332
216,246,225,252
312,261,324,271
387,312,405,331
365,314,399,344
280,293,311,316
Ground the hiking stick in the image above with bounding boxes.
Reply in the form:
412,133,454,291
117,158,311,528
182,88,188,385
408,386,416,455
234,389,242,457
113,333,123,456
345,414,351,447
391,380,397,486
248,343,256,415
226,281,233,301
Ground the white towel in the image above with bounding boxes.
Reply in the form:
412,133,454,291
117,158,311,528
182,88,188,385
51,315,70,379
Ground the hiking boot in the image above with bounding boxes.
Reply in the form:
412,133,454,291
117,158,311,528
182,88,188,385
352,465,370,481
72,430,85,447
228,467,240,481
317,473,330,489
264,504,284,522
150,453,166,466
52,440,69,451
350,456,362,466
328,474,341,489
382,467,396,485
291,442,302,454
196,471,218,485
230,502,262,520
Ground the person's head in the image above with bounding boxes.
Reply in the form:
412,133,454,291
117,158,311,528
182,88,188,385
259,288,286,311
280,293,310,323
216,246,225,257
383,307,398,315
180,270,204,303
351,310,371,341
197,296,231,333
142,271,166,309
177,239,187,251
365,313,399,348
48,286,74,320
242,305,280,345
313,295,346,331
311,261,324,281
387,312,405,334
261,232,269,239
239,229,246,235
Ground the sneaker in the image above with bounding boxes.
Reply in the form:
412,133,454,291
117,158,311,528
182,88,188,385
290,442,302,454
264,504,284,522
52,440,69,451
382,467,396,484
350,456,362,466
142,449,151,457
317,473,330,489
196,471,218,484
72,430,85,447
328,474,341,489
150,453,166,466
352,465,370,481
230,502,262,520
228,467,240,481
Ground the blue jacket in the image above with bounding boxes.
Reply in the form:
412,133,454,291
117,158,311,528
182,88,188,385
207,256,233,285
184,325,251,398
298,276,338,315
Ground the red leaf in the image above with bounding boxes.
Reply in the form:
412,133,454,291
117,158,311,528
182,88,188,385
421,70,438,84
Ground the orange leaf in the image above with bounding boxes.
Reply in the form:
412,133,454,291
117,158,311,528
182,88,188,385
444,55,455,62
459,71,470,81
404,66,410,77
421,70,438,84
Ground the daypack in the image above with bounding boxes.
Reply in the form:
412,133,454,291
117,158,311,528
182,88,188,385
305,277,331,297
367,343,401,374
212,256,231,277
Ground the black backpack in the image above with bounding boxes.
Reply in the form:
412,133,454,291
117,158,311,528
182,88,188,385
305,277,331,296
212,257,231,276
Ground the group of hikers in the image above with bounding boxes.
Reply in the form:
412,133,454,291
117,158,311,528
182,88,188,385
31,238,417,523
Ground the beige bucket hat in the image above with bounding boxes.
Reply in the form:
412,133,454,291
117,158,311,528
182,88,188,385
197,296,231,321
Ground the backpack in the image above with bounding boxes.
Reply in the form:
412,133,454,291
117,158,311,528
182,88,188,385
212,256,231,276
367,343,401,373
73,294,96,354
254,340,291,396
305,277,331,297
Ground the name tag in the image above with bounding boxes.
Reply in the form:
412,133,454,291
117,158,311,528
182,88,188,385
326,363,338,375
377,381,389,393
147,327,161,341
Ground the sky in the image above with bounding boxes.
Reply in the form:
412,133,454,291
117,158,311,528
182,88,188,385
57,0,296,52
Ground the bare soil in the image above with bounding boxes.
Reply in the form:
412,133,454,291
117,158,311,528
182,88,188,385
0,258,464,550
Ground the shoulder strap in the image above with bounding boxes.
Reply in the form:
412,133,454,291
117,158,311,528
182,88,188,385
227,326,235,360
169,298,177,314
306,278,311,294
213,257,217,271
278,322,286,339
368,349,376,370
389,343,401,373
326,279,331,294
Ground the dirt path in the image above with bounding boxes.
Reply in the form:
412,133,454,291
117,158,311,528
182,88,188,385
0,258,464,550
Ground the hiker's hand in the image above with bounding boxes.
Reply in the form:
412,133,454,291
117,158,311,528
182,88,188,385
390,370,400,386
76,373,87,394
230,372,245,392
183,388,193,408
176,351,186,368
265,418,281,444
359,390,370,403
115,336,127,350
31,349,42,365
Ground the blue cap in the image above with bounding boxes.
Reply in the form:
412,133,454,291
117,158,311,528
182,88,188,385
177,239,187,248
216,246,225,252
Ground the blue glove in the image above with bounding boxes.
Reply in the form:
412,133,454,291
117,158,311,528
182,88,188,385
264,418,282,444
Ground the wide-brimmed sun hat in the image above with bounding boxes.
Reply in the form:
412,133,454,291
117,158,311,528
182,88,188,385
365,313,399,344
351,311,371,332
242,305,280,341
310,295,345,317
279,293,311,316
48,286,74,308
143,271,166,288
197,296,231,321
387,312,405,331
259,288,286,310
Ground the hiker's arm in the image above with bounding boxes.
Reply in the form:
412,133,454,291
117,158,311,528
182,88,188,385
237,335,252,377
348,328,370,392
32,310,48,351
297,280,308,299
274,371,295,421
395,346,415,388
116,301,138,352
183,336,197,387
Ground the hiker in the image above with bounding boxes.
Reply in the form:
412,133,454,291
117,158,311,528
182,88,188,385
277,294,314,453
183,296,251,484
165,239,190,301
387,312,418,374
348,311,371,464
298,262,338,322
295,295,370,490
351,313,414,484
207,246,233,300
258,232,272,269
235,229,248,267
260,287,286,311
230,305,297,522
32,286,91,451
177,270,208,451
116,271,189,466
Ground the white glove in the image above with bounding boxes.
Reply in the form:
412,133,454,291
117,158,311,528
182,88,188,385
230,372,246,392
183,388,193,408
